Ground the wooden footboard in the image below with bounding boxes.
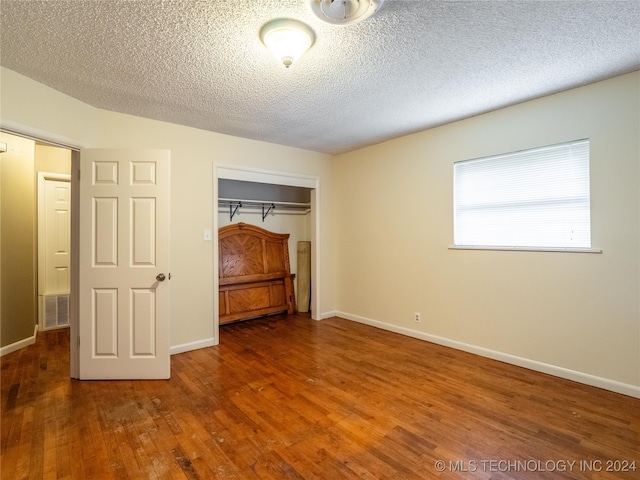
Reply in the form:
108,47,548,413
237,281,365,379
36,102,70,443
218,223,296,324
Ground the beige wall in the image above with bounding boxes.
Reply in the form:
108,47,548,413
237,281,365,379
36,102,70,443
1,67,336,352
35,144,72,175
1,69,99,147
334,72,640,389
0,132,37,348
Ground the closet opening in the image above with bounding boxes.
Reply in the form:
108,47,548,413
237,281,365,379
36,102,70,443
213,167,321,342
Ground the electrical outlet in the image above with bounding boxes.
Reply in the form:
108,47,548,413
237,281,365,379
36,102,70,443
414,312,421,323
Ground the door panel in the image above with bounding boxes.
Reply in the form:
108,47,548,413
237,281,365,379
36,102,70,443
80,149,170,379
94,197,118,265
94,288,118,356
131,197,156,265
131,288,156,356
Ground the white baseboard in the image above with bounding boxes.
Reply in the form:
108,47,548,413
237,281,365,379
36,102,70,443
1,325,38,357
318,311,336,320
335,311,640,399
170,337,216,356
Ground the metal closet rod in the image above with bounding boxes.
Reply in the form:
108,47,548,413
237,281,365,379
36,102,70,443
218,198,311,222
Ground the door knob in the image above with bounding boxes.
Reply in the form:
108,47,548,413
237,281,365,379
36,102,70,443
156,273,166,282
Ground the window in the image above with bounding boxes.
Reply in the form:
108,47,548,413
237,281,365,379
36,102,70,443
453,139,591,249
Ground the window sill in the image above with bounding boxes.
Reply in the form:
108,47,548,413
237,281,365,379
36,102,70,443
448,245,603,254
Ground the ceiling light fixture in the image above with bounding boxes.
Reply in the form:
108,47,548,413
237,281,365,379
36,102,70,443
309,0,385,25
260,19,315,68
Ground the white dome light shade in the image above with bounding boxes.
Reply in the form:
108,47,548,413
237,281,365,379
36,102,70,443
260,19,315,68
309,0,385,25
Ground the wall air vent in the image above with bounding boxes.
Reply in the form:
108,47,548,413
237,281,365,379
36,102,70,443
43,294,70,330
308,0,385,25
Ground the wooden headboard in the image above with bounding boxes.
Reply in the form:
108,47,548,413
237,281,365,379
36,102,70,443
218,222,296,324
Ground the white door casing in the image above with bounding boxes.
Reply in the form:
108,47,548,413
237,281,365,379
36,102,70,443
38,174,71,331
79,149,170,379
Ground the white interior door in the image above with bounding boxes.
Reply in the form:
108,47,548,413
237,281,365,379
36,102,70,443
79,149,170,379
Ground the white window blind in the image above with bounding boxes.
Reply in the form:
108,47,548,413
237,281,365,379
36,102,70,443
454,139,591,249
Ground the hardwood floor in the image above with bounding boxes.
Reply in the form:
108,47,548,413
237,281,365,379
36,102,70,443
2,314,638,479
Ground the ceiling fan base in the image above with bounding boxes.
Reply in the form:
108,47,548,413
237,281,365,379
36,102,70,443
308,0,385,26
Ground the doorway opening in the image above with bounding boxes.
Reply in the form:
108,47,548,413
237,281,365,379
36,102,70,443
37,171,71,331
0,131,78,376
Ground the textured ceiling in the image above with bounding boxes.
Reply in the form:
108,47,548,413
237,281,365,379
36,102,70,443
1,1,639,155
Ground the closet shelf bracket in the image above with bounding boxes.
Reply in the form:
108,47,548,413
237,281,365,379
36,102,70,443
230,201,242,221
262,203,275,222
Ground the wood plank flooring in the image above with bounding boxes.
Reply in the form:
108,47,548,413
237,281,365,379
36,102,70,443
2,314,639,479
